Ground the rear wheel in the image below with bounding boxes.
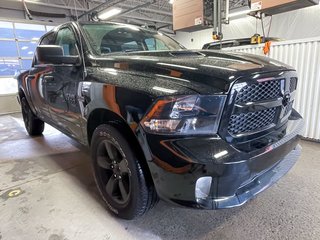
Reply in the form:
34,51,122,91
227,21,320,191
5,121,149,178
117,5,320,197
21,97,44,136
91,124,157,219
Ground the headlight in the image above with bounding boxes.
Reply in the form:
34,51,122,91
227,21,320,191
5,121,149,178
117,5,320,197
142,95,226,135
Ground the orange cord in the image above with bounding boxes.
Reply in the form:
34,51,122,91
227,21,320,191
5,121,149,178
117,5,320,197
263,41,272,55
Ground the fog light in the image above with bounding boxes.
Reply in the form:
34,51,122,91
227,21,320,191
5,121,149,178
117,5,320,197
195,177,212,199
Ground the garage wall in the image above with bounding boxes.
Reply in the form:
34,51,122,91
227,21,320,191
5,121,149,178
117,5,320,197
224,37,320,141
174,5,320,49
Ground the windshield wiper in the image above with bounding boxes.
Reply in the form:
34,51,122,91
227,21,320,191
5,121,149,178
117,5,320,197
100,49,144,56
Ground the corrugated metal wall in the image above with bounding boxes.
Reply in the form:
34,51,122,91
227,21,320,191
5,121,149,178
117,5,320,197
226,37,320,140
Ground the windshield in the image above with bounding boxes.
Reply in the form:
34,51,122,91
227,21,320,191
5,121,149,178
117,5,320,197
80,23,184,55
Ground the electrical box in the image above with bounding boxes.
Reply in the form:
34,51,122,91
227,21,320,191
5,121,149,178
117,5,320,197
173,0,213,32
251,0,319,15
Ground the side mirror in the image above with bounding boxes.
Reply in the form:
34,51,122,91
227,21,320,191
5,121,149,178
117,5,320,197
36,45,80,65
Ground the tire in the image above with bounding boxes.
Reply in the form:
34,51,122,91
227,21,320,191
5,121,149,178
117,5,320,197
21,96,44,136
91,124,157,219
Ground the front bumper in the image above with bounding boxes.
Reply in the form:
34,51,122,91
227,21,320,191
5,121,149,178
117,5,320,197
211,143,301,209
140,112,303,210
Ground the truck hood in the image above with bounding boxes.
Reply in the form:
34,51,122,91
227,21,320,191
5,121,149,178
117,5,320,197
93,50,295,94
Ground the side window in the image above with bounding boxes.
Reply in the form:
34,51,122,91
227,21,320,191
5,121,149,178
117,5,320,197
121,41,142,52
145,38,155,50
33,32,55,66
55,28,78,56
40,32,55,45
145,38,169,51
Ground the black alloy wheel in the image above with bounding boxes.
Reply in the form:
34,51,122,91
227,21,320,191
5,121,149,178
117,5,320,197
96,139,131,205
91,124,158,219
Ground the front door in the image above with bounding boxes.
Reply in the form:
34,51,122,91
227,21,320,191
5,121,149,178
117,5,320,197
26,32,56,120
44,26,84,141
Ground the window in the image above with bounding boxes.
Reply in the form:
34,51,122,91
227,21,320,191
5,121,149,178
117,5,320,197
0,21,14,39
0,59,20,76
121,41,143,52
0,21,56,95
15,23,46,41
81,23,183,55
18,41,38,57
21,59,32,71
0,41,18,57
55,28,78,56
32,32,56,66
145,38,170,51
46,25,56,32
40,32,55,45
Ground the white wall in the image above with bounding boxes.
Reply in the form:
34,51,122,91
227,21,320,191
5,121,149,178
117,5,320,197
174,5,320,49
225,37,320,140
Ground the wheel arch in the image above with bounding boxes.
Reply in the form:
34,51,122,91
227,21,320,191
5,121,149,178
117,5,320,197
18,86,26,100
87,108,155,187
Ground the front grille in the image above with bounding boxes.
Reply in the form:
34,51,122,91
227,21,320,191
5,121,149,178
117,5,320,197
235,80,281,104
228,108,277,135
227,76,297,137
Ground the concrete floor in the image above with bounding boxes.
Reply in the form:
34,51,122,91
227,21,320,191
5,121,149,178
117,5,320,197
0,113,320,240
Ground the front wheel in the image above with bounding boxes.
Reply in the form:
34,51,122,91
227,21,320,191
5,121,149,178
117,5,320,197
91,124,157,219
21,97,44,136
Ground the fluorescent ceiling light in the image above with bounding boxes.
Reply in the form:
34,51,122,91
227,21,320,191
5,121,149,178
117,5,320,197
213,150,228,159
98,8,122,20
157,62,197,70
169,0,174,4
228,9,251,18
200,64,237,72
152,86,177,94
156,74,190,82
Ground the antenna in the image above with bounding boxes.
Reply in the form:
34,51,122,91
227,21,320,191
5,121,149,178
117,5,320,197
73,0,87,79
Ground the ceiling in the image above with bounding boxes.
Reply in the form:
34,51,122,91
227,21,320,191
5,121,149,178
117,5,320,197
1,0,249,33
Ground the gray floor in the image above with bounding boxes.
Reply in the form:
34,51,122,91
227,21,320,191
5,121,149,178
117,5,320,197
0,113,320,240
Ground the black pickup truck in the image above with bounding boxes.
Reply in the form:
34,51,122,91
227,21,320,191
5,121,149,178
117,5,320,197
17,21,303,219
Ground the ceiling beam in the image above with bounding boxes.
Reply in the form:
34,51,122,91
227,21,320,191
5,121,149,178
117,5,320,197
117,3,172,16
9,0,88,11
115,0,156,18
117,14,172,25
